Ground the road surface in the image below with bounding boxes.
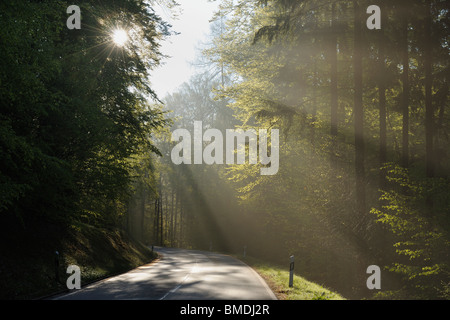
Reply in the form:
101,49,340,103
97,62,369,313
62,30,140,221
53,247,277,300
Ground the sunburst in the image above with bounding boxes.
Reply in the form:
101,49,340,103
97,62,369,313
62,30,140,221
112,29,128,47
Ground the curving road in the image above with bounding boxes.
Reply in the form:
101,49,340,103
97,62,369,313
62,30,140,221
53,247,277,300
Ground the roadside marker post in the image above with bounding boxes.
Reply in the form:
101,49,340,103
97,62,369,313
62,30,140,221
289,255,294,288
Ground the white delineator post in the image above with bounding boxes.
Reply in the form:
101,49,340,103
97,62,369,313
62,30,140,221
289,255,294,288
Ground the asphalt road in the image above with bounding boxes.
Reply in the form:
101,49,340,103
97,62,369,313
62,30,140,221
53,247,277,300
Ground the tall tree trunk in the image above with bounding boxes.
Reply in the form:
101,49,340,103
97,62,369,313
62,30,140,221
378,1,387,191
126,205,130,235
401,10,410,168
140,184,146,242
352,2,369,278
170,187,174,246
154,197,159,245
164,191,169,244
174,188,179,246
180,200,184,247
330,2,338,167
354,0,365,216
159,191,163,245
424,1,434,214
311,61,317,145
424,3,434,179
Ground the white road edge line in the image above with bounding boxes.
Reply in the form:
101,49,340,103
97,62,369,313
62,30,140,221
241,260,278,300
159,259,198,300
159,273,190,300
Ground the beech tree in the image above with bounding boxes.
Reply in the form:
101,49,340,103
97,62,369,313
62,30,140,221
0,0,173,228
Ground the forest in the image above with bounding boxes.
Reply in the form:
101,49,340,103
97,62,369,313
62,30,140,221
1,0,449,300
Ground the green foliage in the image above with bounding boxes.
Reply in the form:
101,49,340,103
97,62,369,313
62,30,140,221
0,1,172,226
371,164,450,299
198,0,450,299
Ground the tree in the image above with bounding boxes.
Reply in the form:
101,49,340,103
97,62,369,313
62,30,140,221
353,0,365,217
377,0,387,190
0,0,173,228
330,2,339,166
203,0,450,298
424,1,434,180
400,0,410,169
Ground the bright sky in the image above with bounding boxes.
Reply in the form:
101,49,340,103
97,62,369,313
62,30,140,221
151,0,219,99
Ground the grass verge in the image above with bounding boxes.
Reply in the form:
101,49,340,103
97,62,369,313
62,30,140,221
240,256,345,300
